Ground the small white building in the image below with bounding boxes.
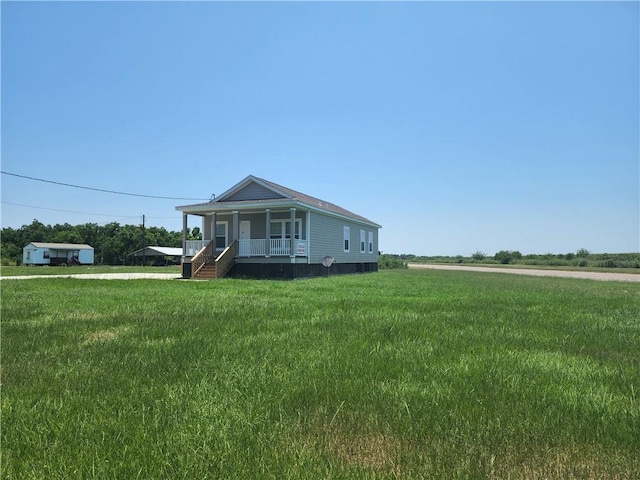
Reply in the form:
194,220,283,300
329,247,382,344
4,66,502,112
23,242,94,266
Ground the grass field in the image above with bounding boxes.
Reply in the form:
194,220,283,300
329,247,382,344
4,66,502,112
0,265,181,277
2,270,639,479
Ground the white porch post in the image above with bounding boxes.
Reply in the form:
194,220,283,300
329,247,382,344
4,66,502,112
265,209,271,257
203,215,212,242
232,211,239,242
290,207,296,258
182,213,188,256
211,212,217,248
306,209,311,264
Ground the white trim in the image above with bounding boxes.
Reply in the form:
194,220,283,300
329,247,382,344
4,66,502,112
306,210,311,264
215,175,292,203
176,199,381,229
360,229,366,253
215,221,229,250
269,219,302,240
343,226,350,253
368,231,374,254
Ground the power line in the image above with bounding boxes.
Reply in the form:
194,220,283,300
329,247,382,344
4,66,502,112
1,201,140,219
1,171,209,201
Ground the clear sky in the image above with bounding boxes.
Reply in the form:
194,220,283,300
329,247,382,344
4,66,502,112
2,1,638,256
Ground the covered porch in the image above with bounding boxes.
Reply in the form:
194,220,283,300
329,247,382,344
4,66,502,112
185,238,308,258
181,206,310,261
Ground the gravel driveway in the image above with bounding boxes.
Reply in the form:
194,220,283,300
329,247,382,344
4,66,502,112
408,263,639,283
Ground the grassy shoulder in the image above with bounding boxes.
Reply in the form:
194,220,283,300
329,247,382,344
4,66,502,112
385,252,640,274
2,270,639,478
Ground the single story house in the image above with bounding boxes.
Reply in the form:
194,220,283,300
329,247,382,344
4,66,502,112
23,242,94,266
175,175,381,279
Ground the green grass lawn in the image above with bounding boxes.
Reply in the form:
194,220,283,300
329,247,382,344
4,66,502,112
2,270,639,479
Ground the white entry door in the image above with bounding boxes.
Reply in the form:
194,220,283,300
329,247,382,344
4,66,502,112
239,221,251,256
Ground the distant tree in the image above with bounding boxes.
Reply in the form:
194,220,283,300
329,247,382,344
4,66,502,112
472,251,486,261
189,227,202,240
495,250,521,264
576,248,590,257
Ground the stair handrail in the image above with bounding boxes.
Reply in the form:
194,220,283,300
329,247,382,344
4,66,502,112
191,240,214,278
215,240,237,278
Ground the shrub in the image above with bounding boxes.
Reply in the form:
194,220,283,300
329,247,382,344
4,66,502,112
378,254,407,269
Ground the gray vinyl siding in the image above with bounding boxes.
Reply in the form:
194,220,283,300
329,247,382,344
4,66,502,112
309,211,379,264
237,213,266,238
228,211,307,240
225,183,286,201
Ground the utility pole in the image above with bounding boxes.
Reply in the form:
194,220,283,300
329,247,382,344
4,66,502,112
142,214,146,267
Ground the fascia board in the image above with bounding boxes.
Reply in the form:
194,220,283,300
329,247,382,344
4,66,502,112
296,201,382,229
176,200,297,214
214,175,256,202
176,198,381,229
215,175,292,202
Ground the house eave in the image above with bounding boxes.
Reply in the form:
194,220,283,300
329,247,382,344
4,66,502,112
176,199,381,228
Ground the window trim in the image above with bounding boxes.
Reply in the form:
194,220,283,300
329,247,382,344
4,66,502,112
215,221,228,250
343,226,350,252
360,229,366,253
368,231,374,254
270,219,302,240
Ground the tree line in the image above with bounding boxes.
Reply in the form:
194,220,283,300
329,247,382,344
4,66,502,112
1,219,202,266
386,250,640,270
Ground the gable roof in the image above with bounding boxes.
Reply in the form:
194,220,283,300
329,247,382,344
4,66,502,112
177,175,381,228
27,242,93,250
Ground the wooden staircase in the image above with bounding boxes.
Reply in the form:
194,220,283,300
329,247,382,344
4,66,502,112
191,240,237,280
193,263,218,279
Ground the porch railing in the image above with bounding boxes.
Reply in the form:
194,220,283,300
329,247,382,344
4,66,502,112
215,240,237,278
238,239,266,256
238,239,308,257
191,241,214,278
185,240,207,256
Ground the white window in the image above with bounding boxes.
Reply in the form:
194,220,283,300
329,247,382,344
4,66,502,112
270,220,301,239
215,222,228,249
360,230,366,253
343,226,350,252
368,232,374,253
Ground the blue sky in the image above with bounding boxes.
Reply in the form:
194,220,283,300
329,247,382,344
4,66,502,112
2,1,638,256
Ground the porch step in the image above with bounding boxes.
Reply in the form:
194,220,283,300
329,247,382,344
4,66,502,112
194,264,217,279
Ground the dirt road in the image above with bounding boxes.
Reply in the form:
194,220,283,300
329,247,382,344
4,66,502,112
408,263,639,283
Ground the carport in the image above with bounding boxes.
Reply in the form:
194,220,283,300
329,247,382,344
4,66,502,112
131,246,182,266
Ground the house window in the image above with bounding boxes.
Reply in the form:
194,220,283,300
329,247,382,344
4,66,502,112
43,251,50,259
26,251,31,261
368,232,374,253
270,221,282,239
360,230,366,253
343,226,350,252
215,222,228,249
270,220,301,239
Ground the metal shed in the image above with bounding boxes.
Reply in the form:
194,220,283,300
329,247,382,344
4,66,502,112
131,246,182,265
